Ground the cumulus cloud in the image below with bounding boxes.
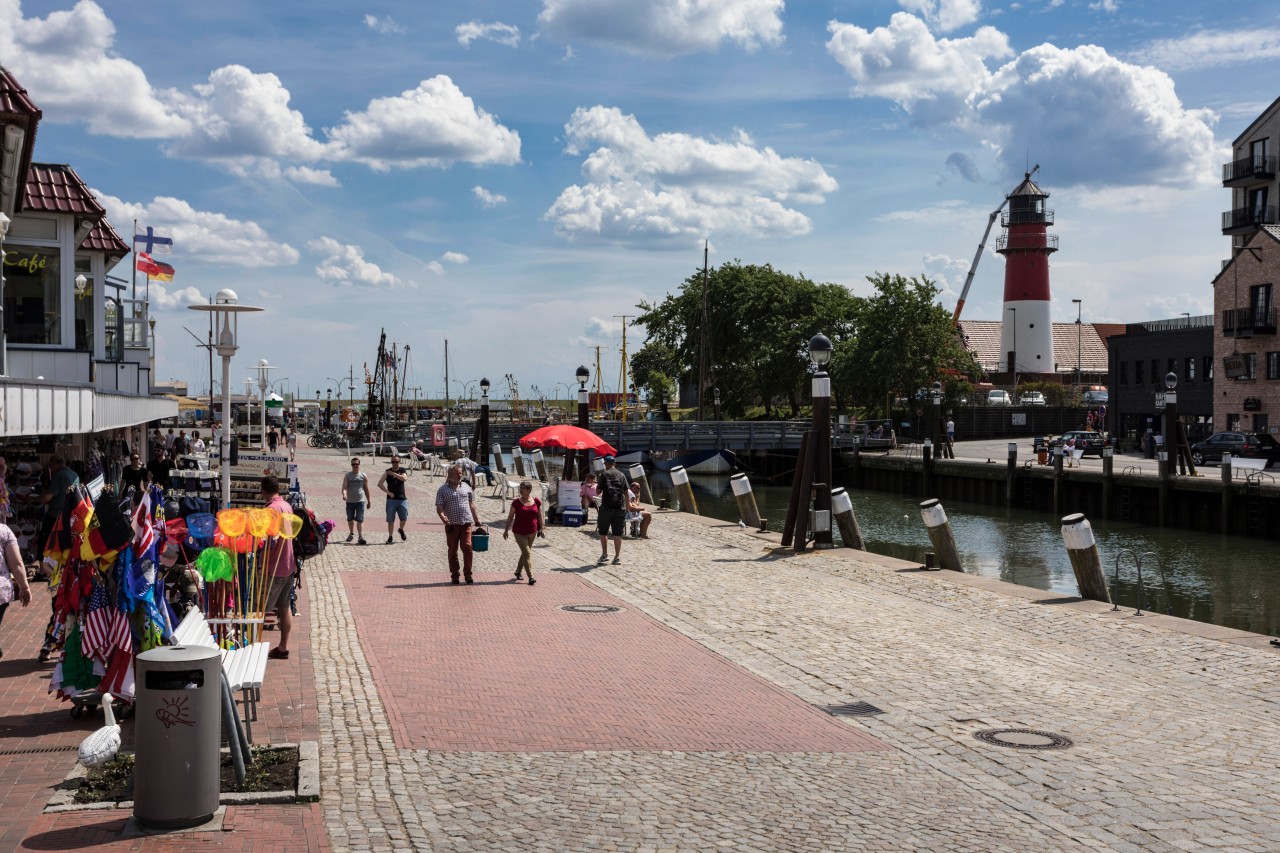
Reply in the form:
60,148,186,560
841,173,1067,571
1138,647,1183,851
456,20,520,47
364,14,405,34
1127,27,1280,72
538,0,783,56
472,186,508,207
309,237,402,288
325,76,521,170
0,0,186,137
440,251,469,264
94,191,301,267
545,106,837,243
898,0,982,32
150,283,205,309
283,166,340,187
827,13,1219,188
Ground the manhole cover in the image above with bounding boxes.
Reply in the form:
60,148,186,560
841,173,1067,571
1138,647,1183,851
822,701,885,717
973,728,1073,751
559,604,621,614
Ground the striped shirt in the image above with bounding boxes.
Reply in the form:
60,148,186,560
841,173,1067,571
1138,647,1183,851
435,481,475,524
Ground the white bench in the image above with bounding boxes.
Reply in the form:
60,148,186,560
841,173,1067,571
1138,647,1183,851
173,608,270,742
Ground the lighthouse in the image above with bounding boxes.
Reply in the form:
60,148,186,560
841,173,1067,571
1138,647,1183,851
997,170,1057,380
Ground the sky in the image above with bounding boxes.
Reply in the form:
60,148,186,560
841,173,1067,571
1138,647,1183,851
4,0,1280,403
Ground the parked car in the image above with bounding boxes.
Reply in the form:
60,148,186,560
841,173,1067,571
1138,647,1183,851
1019,391,1046,406
1048,430,1108,457
987,390,1011,406
1189,432,1280,467
1083,388,1108,406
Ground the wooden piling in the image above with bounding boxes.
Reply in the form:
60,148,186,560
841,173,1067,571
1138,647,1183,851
491,443,505,474
1101,446,1114,520
670,465,699,515
1221,454,1232,534
1005,442,1017,508
918,499,962,571
922,439,934,496
531,448,547,482
1060,513,1111,603
1052,445,1064,517
782,431,813,549
730,473,762,529
1157,448,1170,527
831,487,865,550
512,446,526,477
629,464,654,505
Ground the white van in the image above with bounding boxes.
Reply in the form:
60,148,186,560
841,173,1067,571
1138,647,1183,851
987,390,1012,406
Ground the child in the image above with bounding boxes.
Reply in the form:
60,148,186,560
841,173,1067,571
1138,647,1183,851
579,472,599,521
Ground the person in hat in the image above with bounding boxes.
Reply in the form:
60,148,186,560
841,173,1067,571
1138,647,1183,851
595,455,629,566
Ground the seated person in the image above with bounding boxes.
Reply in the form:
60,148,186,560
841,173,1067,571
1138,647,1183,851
579,472,599,515
626,482,652,539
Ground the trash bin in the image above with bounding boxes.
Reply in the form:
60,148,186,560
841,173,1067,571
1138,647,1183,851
134,645,222,828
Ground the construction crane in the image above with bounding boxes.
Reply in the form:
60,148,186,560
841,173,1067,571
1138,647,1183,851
952,164,1037,325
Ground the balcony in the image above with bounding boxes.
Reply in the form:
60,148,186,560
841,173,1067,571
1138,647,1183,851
1222,306,1278,337
1222,204,1279,234
995,233,1059,252
1222,155,1277,186
1001,208,1054,227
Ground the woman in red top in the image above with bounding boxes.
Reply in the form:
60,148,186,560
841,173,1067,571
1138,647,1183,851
503,482,545,585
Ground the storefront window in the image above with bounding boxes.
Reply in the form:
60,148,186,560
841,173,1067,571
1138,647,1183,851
74,257,93,354
3,245,61,345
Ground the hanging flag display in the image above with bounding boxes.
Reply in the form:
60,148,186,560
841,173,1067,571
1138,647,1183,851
133,226,173,254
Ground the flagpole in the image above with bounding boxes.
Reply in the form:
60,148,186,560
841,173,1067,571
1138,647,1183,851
131,218,138,303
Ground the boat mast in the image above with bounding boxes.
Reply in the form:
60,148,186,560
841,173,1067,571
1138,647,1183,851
615,314,632,422
443,339,450,424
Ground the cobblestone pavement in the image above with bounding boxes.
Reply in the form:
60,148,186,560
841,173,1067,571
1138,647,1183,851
296,450,1280,852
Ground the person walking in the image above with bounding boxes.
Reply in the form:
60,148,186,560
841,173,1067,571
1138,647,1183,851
503,481,545,584
341,458,371,545
944,417,956,459
260,477,297,660
378,454,409,544
436,462,480,584
0,518,33,659
267,427,279,453
595,455,628,566
286,428,297,461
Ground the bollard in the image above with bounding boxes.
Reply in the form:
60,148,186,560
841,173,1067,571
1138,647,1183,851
491,443,505,474
922,438,934,496
512,446,526,477
830,487,865,550
531,448,547,482
730,473,762,529
1221,453,1232,534
1052,445,1064,516
592,456,605,475
670,465,699,515
1157,449,1170,527
629,464,653,504
918,498,961,571
1060,513,1111,603
1005,442,1018,507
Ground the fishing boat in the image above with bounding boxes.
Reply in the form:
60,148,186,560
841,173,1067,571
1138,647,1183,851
651,448,737,475
613,449,650,466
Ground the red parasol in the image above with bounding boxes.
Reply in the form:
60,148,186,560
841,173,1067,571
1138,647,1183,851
518,424,617,456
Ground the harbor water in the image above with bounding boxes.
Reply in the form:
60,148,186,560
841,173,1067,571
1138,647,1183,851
638,471,1280,637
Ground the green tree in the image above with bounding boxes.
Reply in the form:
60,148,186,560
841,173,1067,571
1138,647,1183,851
629,341,680,402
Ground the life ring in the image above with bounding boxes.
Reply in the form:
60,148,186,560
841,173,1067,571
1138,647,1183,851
431,423,446,447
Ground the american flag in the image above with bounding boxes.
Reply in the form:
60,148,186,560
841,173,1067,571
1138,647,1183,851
80,582,131,662
132,490,154,557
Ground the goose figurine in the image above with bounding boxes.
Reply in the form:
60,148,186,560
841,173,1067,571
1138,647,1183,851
77,693,122,768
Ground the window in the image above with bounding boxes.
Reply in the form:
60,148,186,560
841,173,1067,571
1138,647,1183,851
1151,359,1160,385
2,245,62,345
1228,413,1241,431
1185,357,1196,381
1203,355,1214,381
1252,283,1273,326
1252,138,1270,169
1244,353,1258,379
1269,352,1280,380
1254,414,1269,433
1120,361,1128,385
74,256,93,354
1136,359,1144,385
1250,186,1270,222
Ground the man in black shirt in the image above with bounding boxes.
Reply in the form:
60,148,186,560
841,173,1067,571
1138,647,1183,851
145,446,172,490
121,453,149,495
377,453,409,544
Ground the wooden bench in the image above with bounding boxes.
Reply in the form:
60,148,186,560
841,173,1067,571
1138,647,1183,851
172,608,270,742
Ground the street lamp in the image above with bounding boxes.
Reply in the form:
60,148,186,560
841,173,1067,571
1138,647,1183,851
808,333,834,549
255,359,276,449
1072,298,1083,396
477,377,491,475
571,364,590,480
714,387,721,421
189,289,263,509
1163,371,1179,478
0,211,9,376
932,380,943,455
326,389,333,429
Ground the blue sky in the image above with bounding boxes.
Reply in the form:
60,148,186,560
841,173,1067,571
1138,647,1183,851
5,0,1280,403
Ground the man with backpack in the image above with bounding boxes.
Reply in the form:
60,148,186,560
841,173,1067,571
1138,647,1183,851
595,455,629,566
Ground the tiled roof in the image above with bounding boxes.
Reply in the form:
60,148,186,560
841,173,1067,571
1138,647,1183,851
23,163,105,216
82,217,130,259
0,66,41,211
0,67,41,117
959,319,1109,374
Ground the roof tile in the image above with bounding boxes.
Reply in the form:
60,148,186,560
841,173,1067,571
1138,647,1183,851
24,163,105,216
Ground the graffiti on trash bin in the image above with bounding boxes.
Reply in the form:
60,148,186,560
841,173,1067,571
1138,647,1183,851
156,695,195,729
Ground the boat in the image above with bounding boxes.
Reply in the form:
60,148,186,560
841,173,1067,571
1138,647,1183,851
613,450,650,466
651,448,737,475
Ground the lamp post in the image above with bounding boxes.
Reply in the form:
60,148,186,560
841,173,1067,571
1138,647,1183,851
0,211,9,376
1072,298,1083,397
189,290,263,509
1163,371,1179,478
326,389,333,429
315,391,321,432
256,359,277,449
714,387,721,421
573,365,590,480
477,377,491,471
931,380,942,452
809,333,834,548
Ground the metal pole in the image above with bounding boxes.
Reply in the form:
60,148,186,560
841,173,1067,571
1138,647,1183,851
220,354,232,509
812,369,833,548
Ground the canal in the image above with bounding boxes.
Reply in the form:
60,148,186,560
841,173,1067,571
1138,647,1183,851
639,471,1280,637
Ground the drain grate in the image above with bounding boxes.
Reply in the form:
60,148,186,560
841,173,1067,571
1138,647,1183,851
0,745,78,756
822,701,885,717
973,728,1073,751
559,604,621,614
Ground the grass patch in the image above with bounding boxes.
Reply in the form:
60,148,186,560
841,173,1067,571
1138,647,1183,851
73,746,298,804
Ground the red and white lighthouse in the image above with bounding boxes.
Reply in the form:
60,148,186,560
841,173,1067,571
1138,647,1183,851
997,171,1057,379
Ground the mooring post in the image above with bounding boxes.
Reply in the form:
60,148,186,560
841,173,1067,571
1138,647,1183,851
1101,445,1114,520
592,456,605,475
1005,441,1017,507
630,463,653,505
531,448,547,482
1221,453,1232,534
730,473,762,529
1157,448,1170,527
850,442,862,490
919,498,961,571
922,438,934,496
1060,513,1111,603
512,446,526,477
671,465,699,515
491,443,505,474
1052,445,1064,516
831,487,865,550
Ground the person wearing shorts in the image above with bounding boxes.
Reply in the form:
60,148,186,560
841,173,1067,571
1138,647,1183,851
595,455,628,566
261,477,297,660
341,458,371,545
378,454,409,544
